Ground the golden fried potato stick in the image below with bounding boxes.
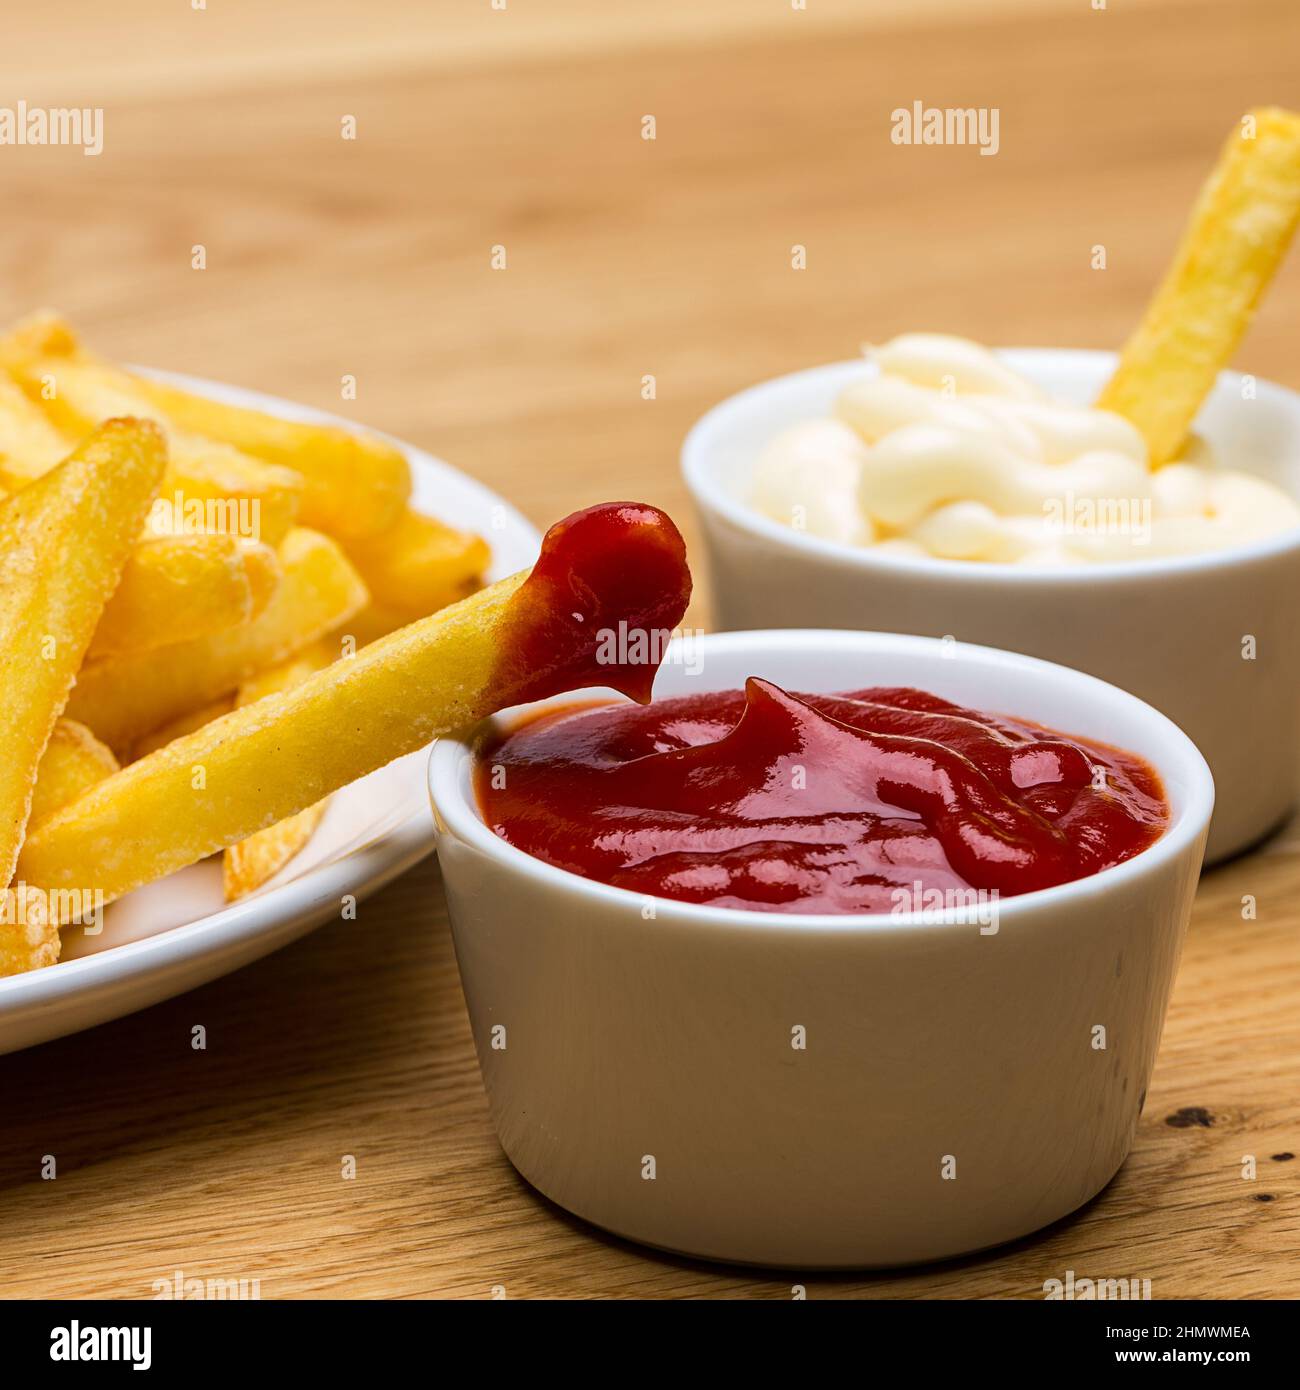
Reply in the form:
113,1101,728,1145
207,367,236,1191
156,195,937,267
343,587,479,647
135,376,411,542
87,535,281,660
4,348,303,545
233,639,339,699
25,576,516,905
18,502,691,910
340,601,411,647
223,641,338,900
30,721,120,826
0,418,165,890
141,438,302,548
1098,107,1300,465
0,887,59,977
225,802,329,902
0,645,112,977
237,539,281,614
2,309,410,541
68,527,367,751
0,307,77,364
0,370,70,482
132,696,235,761
343,509,488,613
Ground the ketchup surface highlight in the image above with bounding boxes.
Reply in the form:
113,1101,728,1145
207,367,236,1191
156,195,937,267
492,501,692,707
476,681,1169,914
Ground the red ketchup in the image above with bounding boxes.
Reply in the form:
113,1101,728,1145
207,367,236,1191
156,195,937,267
492,501,692,707
476,680,1169,914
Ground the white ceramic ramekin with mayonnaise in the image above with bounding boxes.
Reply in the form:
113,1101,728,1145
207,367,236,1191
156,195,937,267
430,630,1212,1269
682,349,1300,862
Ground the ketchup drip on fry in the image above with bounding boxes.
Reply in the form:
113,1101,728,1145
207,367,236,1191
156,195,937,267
494,502,692,706
477,680,1169,914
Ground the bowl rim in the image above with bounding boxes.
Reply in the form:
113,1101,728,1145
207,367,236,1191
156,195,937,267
427,628,1215,934
681,348,1300,584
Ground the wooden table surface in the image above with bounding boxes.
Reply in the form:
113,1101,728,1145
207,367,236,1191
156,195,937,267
2,0,1298,1299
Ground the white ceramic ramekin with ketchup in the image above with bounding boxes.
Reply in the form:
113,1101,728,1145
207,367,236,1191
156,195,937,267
682,350,1300,863
429,630,1212,1268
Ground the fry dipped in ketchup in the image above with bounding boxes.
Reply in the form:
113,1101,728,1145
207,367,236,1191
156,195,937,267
18,502,693,910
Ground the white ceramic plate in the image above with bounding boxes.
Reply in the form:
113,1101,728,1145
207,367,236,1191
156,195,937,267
0,371,541,1055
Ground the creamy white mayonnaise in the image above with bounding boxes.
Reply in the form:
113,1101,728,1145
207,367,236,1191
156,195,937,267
749,334,1300,564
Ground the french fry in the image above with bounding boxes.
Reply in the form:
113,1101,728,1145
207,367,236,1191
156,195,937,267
87,535,281,660
1098,107,1300,465
223,641,338,900
67,527,368,750
343,509,488,613
151,455,299,547
4,349,303,545
0,418,165,894
0,307,78,364
17,502,691,909
223,803,329,901
0,370,70,482
24,572,520,905
342,589,478,647
339,602,409,647
30,721,120,826
2,311,410,542
132,377,411,541
232,638,339,702
141,437,302,548
132,696,235,761
0,887,59,977
238,538,281,616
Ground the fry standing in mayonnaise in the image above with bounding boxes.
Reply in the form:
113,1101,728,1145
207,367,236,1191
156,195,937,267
750,333,1300,564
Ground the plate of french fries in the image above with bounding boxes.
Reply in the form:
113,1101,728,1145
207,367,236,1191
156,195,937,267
0,312,540,1053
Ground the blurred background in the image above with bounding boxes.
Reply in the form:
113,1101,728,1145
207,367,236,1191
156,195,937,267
2,0,1297,626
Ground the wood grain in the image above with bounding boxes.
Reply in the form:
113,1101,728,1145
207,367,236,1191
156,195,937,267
1,0,1297,1299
